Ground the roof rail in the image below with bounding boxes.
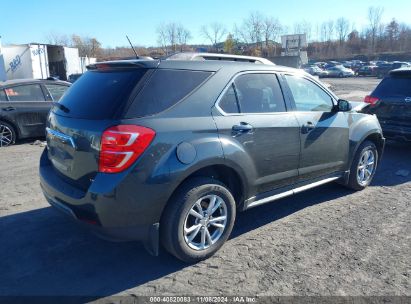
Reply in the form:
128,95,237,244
165,52,275,65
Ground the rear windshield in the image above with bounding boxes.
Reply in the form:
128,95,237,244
373,76,411,97
53,69,148,119
125,69,212,118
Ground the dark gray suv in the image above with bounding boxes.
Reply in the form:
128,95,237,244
39,56,385,262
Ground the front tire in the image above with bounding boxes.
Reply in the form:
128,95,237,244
0,121,16,147
161,177,236,263
346,141,378,190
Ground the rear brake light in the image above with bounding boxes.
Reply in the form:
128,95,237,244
99,125,155,173
364,95,380,106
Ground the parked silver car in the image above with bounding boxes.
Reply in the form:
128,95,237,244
326,65,355,78
304,66,329,78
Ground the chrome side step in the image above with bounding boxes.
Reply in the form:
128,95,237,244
247,176,340,209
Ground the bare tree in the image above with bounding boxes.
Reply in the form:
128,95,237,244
89,38,102,58
326,20,334,42
166,22,178,52
398,23,411,51
294,20,312,41
236,11,264,52
71,35,102,58
156,22,181,54
71,35,87,56
156,23,169,54
263,17,282,56
320,22,328,42
385,19,400,51
45,32,69,46
368,6,384,52
336,17,350,45
176,25,192,51
200,23,227,50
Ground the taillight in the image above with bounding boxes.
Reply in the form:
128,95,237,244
364,95,380,106
99,125,155,173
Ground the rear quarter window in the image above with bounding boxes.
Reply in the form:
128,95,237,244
45,84,69,101
126,69,212,118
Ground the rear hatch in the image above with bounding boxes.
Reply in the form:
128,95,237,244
46,62,155,187
370,75,411,127
46,60,213,188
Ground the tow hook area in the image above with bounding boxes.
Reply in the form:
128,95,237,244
144,223,160,256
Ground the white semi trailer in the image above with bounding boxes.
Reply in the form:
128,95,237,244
0,43,84,81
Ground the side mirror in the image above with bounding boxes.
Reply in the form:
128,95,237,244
336,99,352,112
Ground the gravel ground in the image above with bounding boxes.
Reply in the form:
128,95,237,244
0,78,409,298
323,77,381,102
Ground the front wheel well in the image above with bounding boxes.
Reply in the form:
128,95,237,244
363,133,384,161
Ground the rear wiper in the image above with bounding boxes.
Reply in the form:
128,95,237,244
51,102,70,113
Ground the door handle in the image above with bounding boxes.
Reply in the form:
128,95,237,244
302,121,315,133
232,122,253,134
2,106,16,112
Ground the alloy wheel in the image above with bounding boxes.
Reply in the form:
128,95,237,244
0,124,13,147
183,194,227,251
357,149,375,186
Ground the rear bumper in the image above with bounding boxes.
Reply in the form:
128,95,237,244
39,148,167,255
381,124,411,141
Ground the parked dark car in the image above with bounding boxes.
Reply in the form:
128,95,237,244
363,67,411,141
324,61,341,69
39,55,384,262
68,73,83,83
357,65,377,76
0,79,70,146
374,62,410,78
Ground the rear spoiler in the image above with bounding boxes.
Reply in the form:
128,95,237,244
87,59,159,70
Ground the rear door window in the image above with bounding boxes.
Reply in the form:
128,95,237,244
54,69,148,119
45,84,69,101
126,69,212,117
219,73,286,114
6,84,45,102
373,77,411,97
234,73,286,113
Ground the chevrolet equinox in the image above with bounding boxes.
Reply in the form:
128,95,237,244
39,55,385,262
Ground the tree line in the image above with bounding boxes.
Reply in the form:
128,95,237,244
45,6,411,61
154,7,411,60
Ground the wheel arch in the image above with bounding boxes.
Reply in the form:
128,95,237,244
165,163,248,212
349,131,385,169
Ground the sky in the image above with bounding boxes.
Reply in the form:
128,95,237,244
1,0,410,48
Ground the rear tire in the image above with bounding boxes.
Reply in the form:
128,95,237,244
346,141,378,191
0,121,16,147
161,177,236,263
